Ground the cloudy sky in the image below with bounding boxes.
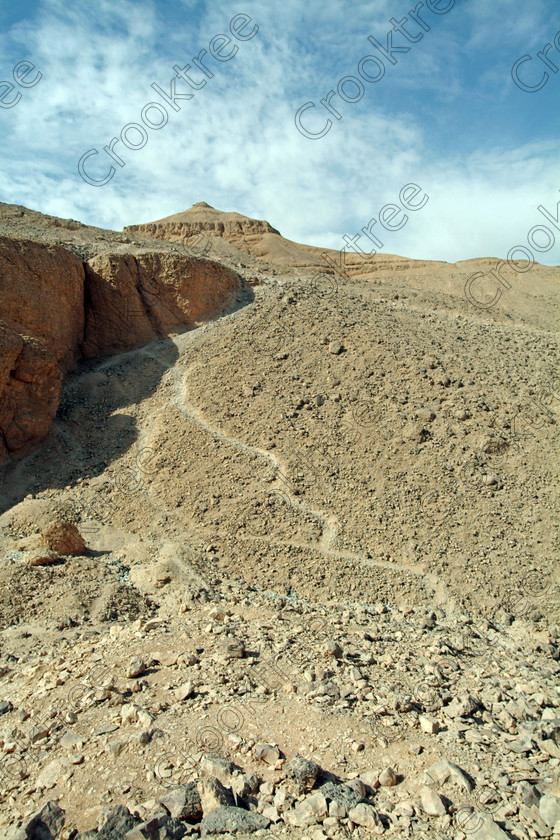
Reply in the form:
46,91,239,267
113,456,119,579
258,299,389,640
0,0,559,264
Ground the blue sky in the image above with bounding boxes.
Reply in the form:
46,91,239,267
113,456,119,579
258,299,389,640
0,0,558,264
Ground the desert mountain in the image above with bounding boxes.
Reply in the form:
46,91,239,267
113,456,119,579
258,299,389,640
0,200,559,836
127,202,560,330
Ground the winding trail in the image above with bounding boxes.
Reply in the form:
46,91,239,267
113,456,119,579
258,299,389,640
132,338,456,609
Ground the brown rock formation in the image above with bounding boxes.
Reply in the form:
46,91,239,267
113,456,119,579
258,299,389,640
125,201,282,257
0,322,63,458
40,520,85,555
0,236,85,371
82,250,241,357
0,207,242,461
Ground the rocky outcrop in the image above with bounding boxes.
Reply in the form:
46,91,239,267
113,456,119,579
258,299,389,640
82,250,241,357
0,227,242,461
125,201,281,254
0,236,85,371
0,322,63,458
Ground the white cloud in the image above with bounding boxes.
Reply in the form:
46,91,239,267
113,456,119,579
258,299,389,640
0,0,558,267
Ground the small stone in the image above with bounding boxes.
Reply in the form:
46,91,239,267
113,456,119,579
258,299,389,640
540,794,560,827
199,756,236,786
222,637,245,659
200,806,270,834
321,640,342,658
419,715,440,734
152,651,179,667
175,681,195,701
423,759,473,793
0,701,13,715
40,520,85,555
378,767,397,787
284,754,320,792
273,790,295,813
284,792,328,827
348,803,384,834
420,786,446,817
160,783,203,822
409,744,423,755
254,743,280,764
233,773,260,798
444,694,479,719
24,548,61,566
345,779,366,797
28,725,49,744
328,341,342,355
198,777,235,815
126,657,145,678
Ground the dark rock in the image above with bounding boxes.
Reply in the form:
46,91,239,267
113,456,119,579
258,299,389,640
98,805,140,839
319,780,364,809
16,801,65,840
284,754,320,792
200,806,270,834
0,700,13,715
160,783,203,822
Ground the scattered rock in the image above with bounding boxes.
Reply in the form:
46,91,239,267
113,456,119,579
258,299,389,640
420,786,446,816
221,637,245,659
423,759,473,793
160,783,203,822
284,792,328,827
254,743,280,764
198,777,235,815
174,681,195,701
284,754,320,792
126,656,146,678
24,548,61,566
378,766,397,787
540,794,560,827
40,520,85,555
348,803,384,834
200,806,270,834
15,801,65,840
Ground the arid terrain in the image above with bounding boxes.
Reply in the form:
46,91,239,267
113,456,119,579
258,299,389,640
0,201,558,840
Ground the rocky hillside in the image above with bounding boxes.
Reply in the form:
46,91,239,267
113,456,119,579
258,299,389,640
0,204,242,459
0,200,558,838
125,203,560,331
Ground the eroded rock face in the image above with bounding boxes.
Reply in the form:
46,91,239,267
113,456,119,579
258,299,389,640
0,322,63,457
125,201,280,248
0,237,84,457
82,251,241,358
0,227,242,461
0,236,85,370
